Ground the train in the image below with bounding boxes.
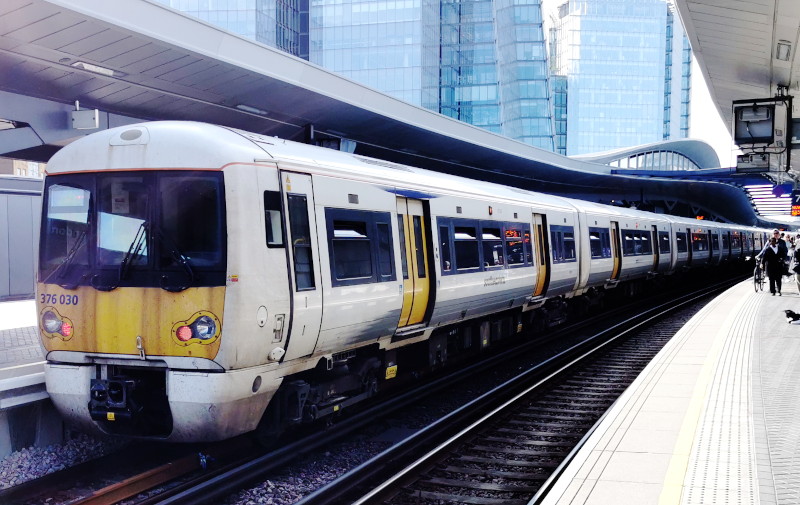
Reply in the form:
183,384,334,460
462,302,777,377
36,121,766,442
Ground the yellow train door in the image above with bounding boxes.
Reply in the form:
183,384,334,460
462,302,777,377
610,221,622,280
397,197,430,327
532,213,549,297
651,225,659,272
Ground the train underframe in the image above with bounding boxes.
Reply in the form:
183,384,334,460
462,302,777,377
253,281,620,444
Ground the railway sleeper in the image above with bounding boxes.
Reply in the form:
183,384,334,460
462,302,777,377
440,465,550,481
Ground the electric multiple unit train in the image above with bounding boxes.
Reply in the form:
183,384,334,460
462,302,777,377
36,121,765,442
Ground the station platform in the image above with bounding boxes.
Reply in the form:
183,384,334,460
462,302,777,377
540,278,800,505
0,299,41,367
0,299,55,458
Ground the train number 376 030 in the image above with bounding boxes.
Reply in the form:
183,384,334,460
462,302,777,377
41,293,79,305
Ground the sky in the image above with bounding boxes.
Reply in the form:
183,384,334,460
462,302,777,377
689,60,738,168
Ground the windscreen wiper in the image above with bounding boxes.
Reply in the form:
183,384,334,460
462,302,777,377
91,221,148,292
43,228,88,289
153,226,195,292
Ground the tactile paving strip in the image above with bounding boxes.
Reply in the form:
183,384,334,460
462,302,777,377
754,291,800,505
681,290,763,505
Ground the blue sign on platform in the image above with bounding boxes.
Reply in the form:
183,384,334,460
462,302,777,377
791,190,800,216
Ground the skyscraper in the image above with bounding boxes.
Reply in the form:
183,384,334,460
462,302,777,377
154,0,554,150
154,0,689,155
544,0,691,155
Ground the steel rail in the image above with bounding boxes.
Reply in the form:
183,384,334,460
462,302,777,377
292,278,740,505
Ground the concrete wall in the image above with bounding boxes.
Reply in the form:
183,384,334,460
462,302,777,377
0,176,42,301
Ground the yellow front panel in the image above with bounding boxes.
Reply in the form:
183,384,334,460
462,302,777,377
37,284,225,359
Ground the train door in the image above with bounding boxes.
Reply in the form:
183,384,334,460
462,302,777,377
397,197,430,328
280,171,323,361
707,230,715,264
686,227,693,266
651,225,659,272
610,221,622,280
532,213,550,297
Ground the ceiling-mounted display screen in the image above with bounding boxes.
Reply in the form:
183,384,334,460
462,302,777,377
733,104,775,145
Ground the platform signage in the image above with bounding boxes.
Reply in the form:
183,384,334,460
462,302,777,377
792,190,800,216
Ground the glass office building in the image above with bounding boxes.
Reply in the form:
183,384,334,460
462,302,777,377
155,0,689,154
545,0,691,155
155,0,553,149
154,0,308,58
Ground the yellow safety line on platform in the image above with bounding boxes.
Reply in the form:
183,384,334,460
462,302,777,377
658,284,754,505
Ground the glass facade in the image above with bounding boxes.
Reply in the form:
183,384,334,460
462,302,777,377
154,0,307,58
309,0,438,106
156,0,553,149
494,0,553,149
439,0,502,135
545,0,691,155
156,0,691,154
551,75,567,155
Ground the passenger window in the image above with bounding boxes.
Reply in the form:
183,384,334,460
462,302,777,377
398,216,409,279
524,228,532,264
377,222,393,279
691,233,708,251
589,230,603,258
551,230,561,262
482,226,504,268
658,231,670,254
413,216,427,278
676,232,688,252
588,227,611,258
563,231,576,260
440,224,452,272
454,226,480,270
332,220,372,280
264,191,284,248
622,231,635,256
287,194,315,290
550,225,576,263
640,233,652,254
505,227,525,265
325,208,396,286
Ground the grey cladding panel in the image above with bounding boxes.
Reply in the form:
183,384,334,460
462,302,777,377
0,195,9,298
8,195,36,298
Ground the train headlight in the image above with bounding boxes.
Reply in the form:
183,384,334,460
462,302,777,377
43,310,62,333
171,311,221,346
41,307,75,340
192,316,217,340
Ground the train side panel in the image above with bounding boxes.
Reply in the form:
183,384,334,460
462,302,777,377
309,175,403,355
428,195,537,327
543,207,581,297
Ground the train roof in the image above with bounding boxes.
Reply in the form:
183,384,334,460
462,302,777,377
46,121,579,211
45,121,759,233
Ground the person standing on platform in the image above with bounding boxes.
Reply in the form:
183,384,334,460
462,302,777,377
794,234,800,290
762,236,786,295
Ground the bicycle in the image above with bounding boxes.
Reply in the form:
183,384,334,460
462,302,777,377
753,262,765,292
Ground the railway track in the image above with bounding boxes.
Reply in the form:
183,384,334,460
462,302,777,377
1,275,744,505
291,280,732,505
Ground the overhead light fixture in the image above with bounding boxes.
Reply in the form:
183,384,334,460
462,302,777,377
776,40,792,61
71,61,125,77
236,104,269,116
